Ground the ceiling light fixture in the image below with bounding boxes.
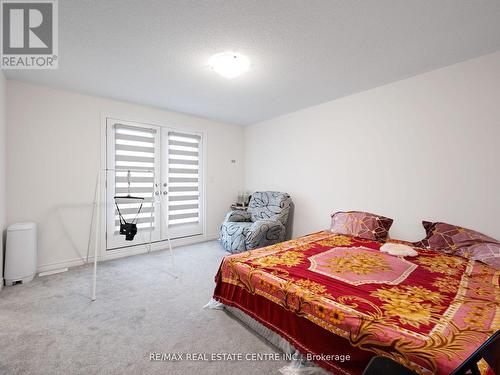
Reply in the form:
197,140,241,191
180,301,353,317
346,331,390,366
208,52,250,79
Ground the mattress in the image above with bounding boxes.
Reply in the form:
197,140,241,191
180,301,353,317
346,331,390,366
213,231,500,374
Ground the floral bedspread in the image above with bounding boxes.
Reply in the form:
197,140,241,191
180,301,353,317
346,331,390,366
213,231,499,374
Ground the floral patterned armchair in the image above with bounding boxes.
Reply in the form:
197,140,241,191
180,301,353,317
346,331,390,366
220,191,292,253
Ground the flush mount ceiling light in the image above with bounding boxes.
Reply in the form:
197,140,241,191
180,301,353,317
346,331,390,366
208,52,250,79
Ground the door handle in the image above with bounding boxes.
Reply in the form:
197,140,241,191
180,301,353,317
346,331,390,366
163,191,168,195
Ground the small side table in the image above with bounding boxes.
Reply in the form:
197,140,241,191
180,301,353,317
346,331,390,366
230,204,248,211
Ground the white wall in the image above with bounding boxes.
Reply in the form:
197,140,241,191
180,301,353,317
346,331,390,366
0,72,6,287
7,81,244,271
244,52,500,241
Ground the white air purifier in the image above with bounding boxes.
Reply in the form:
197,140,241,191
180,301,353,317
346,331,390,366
5,222,38,286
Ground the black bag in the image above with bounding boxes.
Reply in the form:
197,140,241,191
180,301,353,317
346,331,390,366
115,202,142,241
120,222,138,241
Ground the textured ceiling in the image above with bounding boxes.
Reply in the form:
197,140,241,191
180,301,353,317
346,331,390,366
5,0,500,125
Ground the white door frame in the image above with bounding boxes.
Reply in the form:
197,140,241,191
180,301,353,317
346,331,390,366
160,127,204,239
98,113,207,260
105,118,162,250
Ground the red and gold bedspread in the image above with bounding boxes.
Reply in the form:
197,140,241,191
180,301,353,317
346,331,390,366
213,231,500,374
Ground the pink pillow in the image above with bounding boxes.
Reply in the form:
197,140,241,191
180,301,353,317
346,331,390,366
416,221,498,253
416,221,500,270
455,242,500,270
330,211,393,241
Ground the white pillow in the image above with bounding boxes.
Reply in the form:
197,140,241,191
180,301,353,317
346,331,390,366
380,243,418,257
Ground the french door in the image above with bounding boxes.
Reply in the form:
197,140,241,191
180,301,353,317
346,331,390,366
106,118,203,250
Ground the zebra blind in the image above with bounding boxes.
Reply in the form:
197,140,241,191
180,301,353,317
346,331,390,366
168,131,201,226
114,124,156,232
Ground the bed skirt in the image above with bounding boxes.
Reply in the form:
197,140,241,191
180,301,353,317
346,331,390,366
204,298,328,374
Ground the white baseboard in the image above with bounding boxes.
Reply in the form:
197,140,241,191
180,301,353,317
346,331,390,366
39,268,68,277
36,233,219,274
37,257,87,274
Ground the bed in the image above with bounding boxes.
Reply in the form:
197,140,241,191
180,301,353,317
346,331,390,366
213,231,500,374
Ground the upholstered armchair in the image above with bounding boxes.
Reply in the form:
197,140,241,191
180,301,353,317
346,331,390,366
220,191,292,253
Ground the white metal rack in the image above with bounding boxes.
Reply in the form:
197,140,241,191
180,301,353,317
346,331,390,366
86,168,176,301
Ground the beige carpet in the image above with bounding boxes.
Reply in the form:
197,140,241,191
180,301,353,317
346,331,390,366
0,241,287,375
